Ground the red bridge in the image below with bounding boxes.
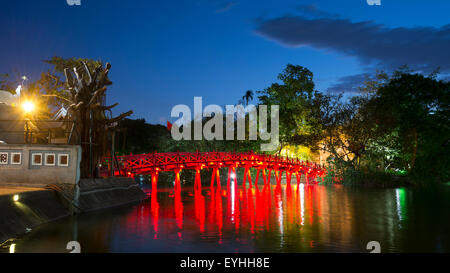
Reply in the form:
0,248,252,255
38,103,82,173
102,151,326,190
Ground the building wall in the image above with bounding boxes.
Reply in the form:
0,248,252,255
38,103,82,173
0,104,26,144
0,144,81,187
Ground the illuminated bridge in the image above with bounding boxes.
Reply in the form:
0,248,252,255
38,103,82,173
101,151,326,190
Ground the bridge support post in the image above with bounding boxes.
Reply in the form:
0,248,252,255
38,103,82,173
295,172,301,186
242,167,249,187
267,169,272,185
286,171,292,187
232,167,237,186
211,168,216,187
195,168,201,191
275,170,283,186
254,169,260,186
211,168,220,187
174,169,181,190
151,172,159,193
305,173,309,184
262,169,267,185
216,168,221,188
227,167,232,188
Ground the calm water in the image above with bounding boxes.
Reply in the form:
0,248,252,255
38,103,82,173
2,181,450,253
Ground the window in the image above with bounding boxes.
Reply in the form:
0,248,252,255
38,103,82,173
45,154,56,166
0,152,8,165
32,153,42,166
11,153,21,165
58,154,69,167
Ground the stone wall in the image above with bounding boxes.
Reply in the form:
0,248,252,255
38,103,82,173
0,177,147,244
77,177,147,212
0,190,71,244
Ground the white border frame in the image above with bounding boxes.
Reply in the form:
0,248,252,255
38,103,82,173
58,154,69,167
10,152,21,165
32,153,43,166
45,153,56,166
0,152,8,165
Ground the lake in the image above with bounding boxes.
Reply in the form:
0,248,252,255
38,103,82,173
2,180,449,253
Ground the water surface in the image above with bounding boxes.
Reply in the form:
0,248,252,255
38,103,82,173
2,182,449,253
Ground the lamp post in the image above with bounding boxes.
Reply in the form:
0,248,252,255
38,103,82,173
22,101,35,144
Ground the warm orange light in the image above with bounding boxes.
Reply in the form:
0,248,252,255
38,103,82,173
22,101,35,113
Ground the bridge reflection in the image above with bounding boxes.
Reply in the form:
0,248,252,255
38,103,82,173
6,181,421,253
146,180,325,240
120,179,414,252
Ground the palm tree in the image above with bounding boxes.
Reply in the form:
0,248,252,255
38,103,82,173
241,90,254,105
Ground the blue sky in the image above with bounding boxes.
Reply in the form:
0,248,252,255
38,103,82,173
1,0,449,124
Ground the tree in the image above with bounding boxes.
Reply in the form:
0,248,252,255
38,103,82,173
257,64,317,153
36,57,106,110
35,57,133,177
117,118,169,154
242,90,254,105
299,93,381,171
63,61,133,177
0,74,10,90
372,72,450,183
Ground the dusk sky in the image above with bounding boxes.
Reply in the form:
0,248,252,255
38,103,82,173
1,0,449,124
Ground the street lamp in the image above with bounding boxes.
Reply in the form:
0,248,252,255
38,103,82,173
22,101,35,114
21,100,35,144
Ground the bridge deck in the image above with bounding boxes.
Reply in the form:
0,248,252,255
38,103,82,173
101,151,326,187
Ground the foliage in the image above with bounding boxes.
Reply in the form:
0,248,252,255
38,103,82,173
310,70,449,185
116,118,169,154
257,64,318,153
371,72,450,184
0,73,12,91
257,65,448,186
240,90,254,105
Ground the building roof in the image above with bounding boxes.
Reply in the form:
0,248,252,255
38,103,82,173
0,90,18,106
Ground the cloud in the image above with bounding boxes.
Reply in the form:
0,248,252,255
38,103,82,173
295,4,340,19
215,1,239,13
255,15,450,74
326,73,370,94
194,0,239,13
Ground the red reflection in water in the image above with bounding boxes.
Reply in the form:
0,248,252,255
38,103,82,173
140,180,325,243
174,186,183,230
151,180,159,239
194,185,205,233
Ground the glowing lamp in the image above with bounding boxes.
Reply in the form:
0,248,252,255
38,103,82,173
13,194,19,202
22,101,35,113
9,244,16,253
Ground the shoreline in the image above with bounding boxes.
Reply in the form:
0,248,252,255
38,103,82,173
0,177,146,245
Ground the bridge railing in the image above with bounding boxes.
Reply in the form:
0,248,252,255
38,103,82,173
100,151,325,177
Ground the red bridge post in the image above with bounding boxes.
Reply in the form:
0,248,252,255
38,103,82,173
295,172,302,186
195,168,202,192
210,168,220,188
254,169,260,186
151,171,159,193
286,171,292,187
175,169,181,190
262,169,267,185
227,167,232,188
